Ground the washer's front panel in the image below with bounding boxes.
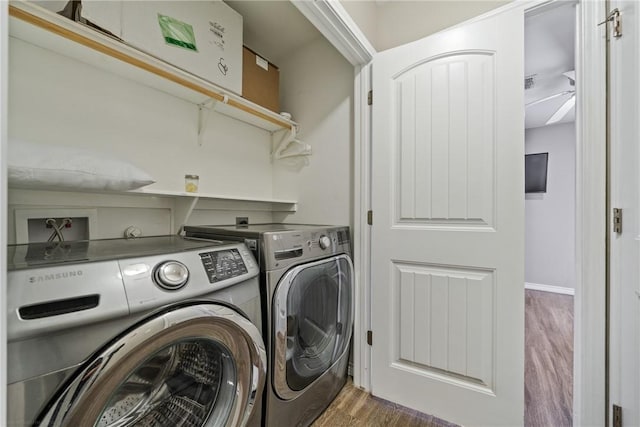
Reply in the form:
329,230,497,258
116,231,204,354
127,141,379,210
37,303,266,427
7,237,263,427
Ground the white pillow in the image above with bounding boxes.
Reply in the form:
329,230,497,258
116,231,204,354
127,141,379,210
8,140,156,191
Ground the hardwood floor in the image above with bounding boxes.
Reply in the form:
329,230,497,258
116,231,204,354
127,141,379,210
311,379,458,427
314,289,573,427
525,289,574,427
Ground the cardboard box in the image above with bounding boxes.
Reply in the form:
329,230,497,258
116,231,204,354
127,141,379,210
78,1,243,95
242,46,280,113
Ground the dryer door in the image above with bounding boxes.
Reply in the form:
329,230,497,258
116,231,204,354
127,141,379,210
273,254,354,400
36,301,266,427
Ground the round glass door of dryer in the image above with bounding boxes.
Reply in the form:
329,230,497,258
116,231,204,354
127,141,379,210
36,302,266,427
272,255,354,399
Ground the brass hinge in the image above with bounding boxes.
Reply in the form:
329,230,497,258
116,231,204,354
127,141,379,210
613,404,622,427
613,208,622,234
599,8,622,38
367,330,373,346
367,210,373,225
367,90,373,105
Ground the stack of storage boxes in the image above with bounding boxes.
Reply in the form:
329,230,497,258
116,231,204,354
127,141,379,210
242,46,280,113
72,1,244,94
57,1,281,113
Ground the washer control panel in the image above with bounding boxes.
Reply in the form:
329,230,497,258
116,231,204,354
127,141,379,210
119,242,258,314
199,248,248,283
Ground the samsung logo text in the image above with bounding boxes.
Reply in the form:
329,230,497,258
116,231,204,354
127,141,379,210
29,270,84,283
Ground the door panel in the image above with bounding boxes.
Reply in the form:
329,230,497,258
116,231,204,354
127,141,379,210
396,52,495,228
371,7,524,426
394,263,494,389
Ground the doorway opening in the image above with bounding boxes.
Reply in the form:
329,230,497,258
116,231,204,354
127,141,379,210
524,3,577,426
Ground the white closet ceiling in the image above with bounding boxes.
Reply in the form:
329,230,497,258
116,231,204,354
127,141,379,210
225,0,322,64
525,3,576,129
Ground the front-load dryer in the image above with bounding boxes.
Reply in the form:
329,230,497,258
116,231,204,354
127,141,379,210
184,224,354,427
7,236,266,427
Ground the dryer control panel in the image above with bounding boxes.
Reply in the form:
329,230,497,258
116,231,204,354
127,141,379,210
263,226,351,271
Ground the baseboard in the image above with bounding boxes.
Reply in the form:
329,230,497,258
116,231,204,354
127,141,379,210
525,282,575,295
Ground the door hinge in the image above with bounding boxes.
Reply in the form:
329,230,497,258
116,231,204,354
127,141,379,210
599,8,622,38
367,90,373,105
367,210,373,225
613,404,622,427
367,330,373,346
613,208,622,234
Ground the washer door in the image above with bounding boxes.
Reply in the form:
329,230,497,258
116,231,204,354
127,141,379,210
273,254,354,400
36,301,266,427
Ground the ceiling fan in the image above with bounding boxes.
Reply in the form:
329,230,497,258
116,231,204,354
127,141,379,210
525,70,575,125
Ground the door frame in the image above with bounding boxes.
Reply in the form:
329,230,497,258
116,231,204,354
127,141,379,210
1,1,8,425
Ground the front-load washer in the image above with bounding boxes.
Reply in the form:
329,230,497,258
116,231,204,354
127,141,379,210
7,235,266,427
184,224,354,427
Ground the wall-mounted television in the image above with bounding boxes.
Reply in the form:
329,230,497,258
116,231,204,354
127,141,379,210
525,152,549,193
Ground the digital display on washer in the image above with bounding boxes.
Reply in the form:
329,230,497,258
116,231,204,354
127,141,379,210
199,249,248,283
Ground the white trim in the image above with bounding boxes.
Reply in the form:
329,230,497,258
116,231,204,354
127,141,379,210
525,282,575,295
352,63,372,391
291,0,376,66
573,1,607,426
0,2,8,425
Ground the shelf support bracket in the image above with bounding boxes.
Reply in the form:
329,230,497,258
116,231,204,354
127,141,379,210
174,195,200,235
271,125,312,162
197,99,215,146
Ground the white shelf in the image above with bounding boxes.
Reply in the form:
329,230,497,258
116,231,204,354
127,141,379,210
130,188,297,207
8,1,298,133
129,188,297,233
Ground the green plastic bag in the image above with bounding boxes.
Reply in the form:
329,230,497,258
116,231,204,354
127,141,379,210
157,14,197,51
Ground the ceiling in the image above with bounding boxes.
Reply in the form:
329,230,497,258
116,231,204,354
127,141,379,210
225,1,323,65
228,0,577,129
525,2,576,129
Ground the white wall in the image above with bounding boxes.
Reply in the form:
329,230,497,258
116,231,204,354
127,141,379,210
525,122,576,289
340,0,509,52
7,37,279,242
273,37,353,226
339,1,378,48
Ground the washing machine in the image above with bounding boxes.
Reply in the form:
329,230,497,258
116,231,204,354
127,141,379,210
184,224,354,427
7,235,266,427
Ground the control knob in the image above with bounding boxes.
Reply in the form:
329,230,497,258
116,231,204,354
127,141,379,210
154,261,189,290
319,235,331,250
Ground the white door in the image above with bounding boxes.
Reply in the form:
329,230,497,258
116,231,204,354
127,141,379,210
609,2,640,426
370,7,525,426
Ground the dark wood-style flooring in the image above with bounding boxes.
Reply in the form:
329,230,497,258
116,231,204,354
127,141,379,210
313,290,574,427
311,379,457,427
525,289,574,426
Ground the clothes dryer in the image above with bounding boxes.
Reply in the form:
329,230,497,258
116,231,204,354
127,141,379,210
184,224,353,427
7,236,266,427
